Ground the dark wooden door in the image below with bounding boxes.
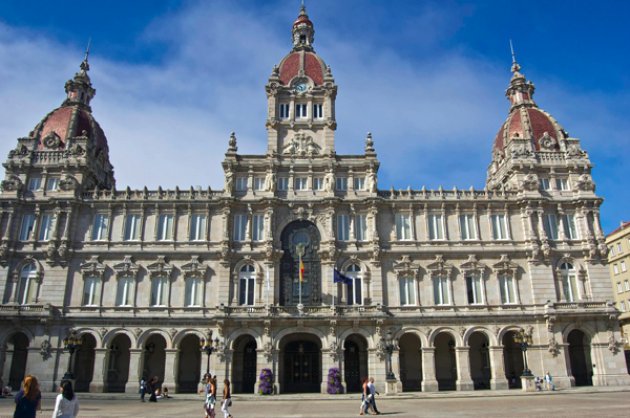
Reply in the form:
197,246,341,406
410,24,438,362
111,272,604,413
242,341,257,393
344,341,361,392
284,341,320,393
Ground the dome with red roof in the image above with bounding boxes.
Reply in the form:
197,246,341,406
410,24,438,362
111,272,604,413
278,51,327,86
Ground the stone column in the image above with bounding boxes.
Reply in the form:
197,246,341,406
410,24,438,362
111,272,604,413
163,348,177,392
90,348,108,392
126,349,143,394
321,350,336,394
489,346,508,390
421,347,438,392
455,347,474,391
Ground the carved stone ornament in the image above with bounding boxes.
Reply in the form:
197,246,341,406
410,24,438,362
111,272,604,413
113,255,139,278
59,174,78,191
393,255,420,279
282,132,321,156
365,132,375,153
40,340,52,360
539,132,556,150
548,335,560,357
181,255,208,279
575,174,595,192
80,255,107,278
42,132,61,149
227,132,238,153
147,255,173,278
521,174,538,191
134,328,143,338
1,175,23,192
608,331,620,354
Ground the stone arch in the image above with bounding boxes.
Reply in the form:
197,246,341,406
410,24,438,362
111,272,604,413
137,329,172,350
177,333,202,393
172,329,206,348
274,327,325,350
104,333,132,392
75,333,97,392
428,327,462,347
141,333,167,388
0,328,35,348
338,327,374,350
462,327,496,347
468,331,491,390
496,325,524,345
566,329,593,386
278,331,323,393
433,331,458,391
102,329,137,349
74,328,103,349
227,329,263,350
395,327,428,347
561,323,595,343
4,331,30,390
343,333,368,393
232,334,258,394
10,257,44,303
501,328,525,389
275,217,326,245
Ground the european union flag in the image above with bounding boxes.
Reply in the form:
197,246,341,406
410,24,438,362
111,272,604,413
334,268,352,285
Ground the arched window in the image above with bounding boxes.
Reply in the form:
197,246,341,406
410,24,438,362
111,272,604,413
346,264,362,305
17,263,38,305
82,275,101,306
560,262,579,302
239,265,256,306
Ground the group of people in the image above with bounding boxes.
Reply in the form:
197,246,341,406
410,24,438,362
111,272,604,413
139,376,170,403
534,371,556,391
12,375,79,418
201,374,232,418
359,377,381,415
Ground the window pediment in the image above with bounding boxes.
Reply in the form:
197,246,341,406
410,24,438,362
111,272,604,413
493,254,519,276
80,255,107,279
181,255,208,280
147,255,173,279
393,255,420,279
113,255,139,279
460,255,487,275
426,254,453,277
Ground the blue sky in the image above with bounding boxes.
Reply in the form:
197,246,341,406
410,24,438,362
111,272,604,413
0,0,628,233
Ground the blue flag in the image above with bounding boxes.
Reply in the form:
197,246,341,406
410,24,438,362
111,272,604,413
334,268,352,285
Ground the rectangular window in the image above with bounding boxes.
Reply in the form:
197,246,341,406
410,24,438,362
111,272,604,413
115,277,134,307
395,213,412,240
563,214,578,240
91,214,109,241
617,243,622,254
185,277,202,307
624,280,629,291
428,214,445,240
235,177,247,192
614,264,619,275
399,277,416,306
354,214,367,241
233,214,247,241
294,177,308,190
27,177,42,191
157,214,174,241
556,178,569,191
150,276,168,307
279,103,290,119
499,275,516,304
313,103,323,119
124,214,142,241
82,276,100,306
252,214,264,241
277,177,289,191
466,275,484,305
620,301,626,312
337,214,350,241
239,271,255,306
253,177,265,191
491,214,508,240
313,177,323,190
19,214,35,241
189,214,207,241
622,261,628,273
38,214,54,241
540,178,550,191
295,103,307,118
617,282,623,293
335,177,347,191
347,275,362,306
433,276,450,305
543,213,558,240
354,177,365,191
459,214,477,240
46,177,60,191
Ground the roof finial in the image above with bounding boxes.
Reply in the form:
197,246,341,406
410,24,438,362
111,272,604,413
300,0,306,15
509,39,521,73
80,38,91,73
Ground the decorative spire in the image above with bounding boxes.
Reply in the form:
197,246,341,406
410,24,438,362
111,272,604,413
505,40,535,110
292,2,315,51
63,40,96,109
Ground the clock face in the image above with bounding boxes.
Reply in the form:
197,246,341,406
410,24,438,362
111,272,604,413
293,83,308,93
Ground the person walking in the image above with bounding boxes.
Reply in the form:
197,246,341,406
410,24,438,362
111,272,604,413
148,376,159,402
139,377,147,402
13,375,41,418
52,380,79,418
366,377,381,415
359,377,372,416
544,371,555,391
221,378,232,418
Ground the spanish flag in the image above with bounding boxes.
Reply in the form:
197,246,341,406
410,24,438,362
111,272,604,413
299,259,305,282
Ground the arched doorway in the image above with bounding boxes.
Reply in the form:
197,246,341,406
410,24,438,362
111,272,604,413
143,334,167,388
105,334,131,393
177,334,201,393
468,332,491,390
280,220,321,306
280,333,321,393
7,332,29,390
232,336,257,394
398,333,422,391
434,332,456,391
568,330,593,386
74,334,96,392
344,334,368,393
502,330,524,389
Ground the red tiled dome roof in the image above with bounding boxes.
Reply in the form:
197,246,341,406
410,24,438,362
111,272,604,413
278,51,326,86
493,107,563,153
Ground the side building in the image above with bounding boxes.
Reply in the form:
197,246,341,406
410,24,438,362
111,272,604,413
605,221,630,370
1,5,629,394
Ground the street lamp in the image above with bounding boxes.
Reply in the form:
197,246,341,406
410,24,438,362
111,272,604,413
513,328,533,377
380,330,396,380
62,330,82,380
200,331,220,376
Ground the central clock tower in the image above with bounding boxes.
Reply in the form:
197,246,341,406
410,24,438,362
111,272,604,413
265,5,337,157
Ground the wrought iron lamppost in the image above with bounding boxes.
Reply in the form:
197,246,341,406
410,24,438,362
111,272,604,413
381,330,396,380
200,331,219,376
62,330,82,380
513,328,533,377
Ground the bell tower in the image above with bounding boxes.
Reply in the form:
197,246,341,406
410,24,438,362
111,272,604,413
265,4,337,157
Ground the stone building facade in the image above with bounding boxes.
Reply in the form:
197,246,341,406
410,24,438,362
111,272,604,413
1,6,629,394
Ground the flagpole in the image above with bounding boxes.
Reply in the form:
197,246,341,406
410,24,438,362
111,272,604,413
332,266,335,308
298,251,302,307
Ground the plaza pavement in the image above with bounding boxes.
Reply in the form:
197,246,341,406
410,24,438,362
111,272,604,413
0,386,629,417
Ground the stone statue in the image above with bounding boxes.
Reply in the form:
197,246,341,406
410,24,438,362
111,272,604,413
224,169,234,194
264,171,276,192
324,171,334,192
366,170,377,193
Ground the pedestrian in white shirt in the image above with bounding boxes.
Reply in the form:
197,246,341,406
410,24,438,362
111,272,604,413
52,380,79,418
367,377,381,415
